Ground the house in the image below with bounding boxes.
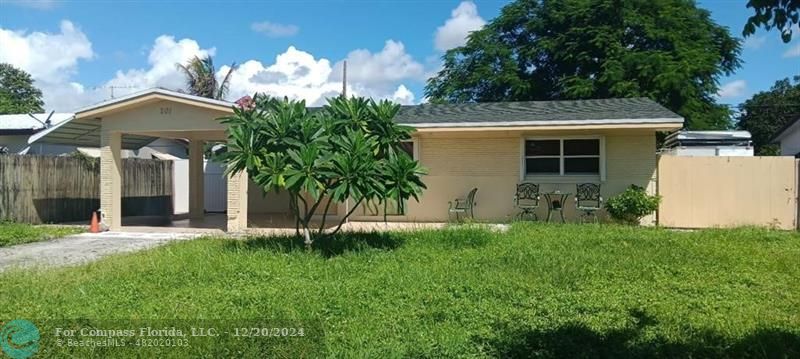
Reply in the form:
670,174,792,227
771,117,800,157
661,130,753,156
0,113,74,154
32,88,683,231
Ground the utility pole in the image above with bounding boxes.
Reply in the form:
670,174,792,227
342,60,347,97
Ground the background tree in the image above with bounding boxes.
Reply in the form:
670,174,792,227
0,63,44,114
743,0,799,42
177,55,237,100
736,76,800,155
425,0,742,130
219,95,427,249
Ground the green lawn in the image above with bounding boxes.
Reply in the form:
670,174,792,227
0,223,798,357
0,222,83,247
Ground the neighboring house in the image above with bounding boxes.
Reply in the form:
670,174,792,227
661,131,753,156
0,113,74,153
771,117,800,157
33,88,683,231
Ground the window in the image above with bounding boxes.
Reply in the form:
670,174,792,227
524,138,601,176
399,141,415,159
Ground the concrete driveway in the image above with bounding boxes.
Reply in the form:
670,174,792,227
0,232,201,272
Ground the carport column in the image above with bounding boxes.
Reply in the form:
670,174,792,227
188,140,205,220
100,131,122,230
226,170,248,232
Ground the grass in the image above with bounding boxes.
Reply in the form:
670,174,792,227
0,222,83,247
0,223,798,357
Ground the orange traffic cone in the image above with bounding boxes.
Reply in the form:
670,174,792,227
90,211,100,233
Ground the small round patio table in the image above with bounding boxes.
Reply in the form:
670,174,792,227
542,191,571,223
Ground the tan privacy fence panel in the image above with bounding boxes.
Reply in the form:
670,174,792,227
657,155,797,230
0,155,172,224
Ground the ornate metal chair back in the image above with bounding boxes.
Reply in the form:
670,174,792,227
576,183,602,208
465,188,478,208
515,183,540,207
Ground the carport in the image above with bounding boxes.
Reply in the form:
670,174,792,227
31,88,250,232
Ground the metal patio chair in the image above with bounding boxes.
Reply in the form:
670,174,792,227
514,183,541,221
448,188,478,222
575,183,603,223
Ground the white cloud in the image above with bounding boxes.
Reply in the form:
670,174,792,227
783,43,800,58
743,35,767,50
224,42,425,106
1,21,424,111
5,0,57,10
434,1,486,51
332,40,425,87
250,21,299,38
0,20,93,83
391,85,415,105
0,20,96,111
221,46,344,106
717,80,747,99
105,35,216,93
56,35,214,111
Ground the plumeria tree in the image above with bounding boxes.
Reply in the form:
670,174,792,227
219,94,427,249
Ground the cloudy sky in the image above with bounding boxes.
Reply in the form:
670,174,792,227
0,0,797,112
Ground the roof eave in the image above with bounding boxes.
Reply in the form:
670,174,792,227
74,88,235,119
405,118,684,132
771,118,800,144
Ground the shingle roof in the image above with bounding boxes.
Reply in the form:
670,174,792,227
394,97,682,127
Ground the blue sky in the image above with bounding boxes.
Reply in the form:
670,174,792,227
0,0,797,112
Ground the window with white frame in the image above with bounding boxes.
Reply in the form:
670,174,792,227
524,138,601,176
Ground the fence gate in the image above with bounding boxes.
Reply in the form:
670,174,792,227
657,155,798,230
203,160,228,213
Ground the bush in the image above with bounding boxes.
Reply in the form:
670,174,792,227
604,185,660,225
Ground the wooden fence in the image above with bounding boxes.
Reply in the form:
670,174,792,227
0,155,173,224
657,155,797,230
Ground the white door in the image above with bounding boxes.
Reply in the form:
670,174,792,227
204,160,228,212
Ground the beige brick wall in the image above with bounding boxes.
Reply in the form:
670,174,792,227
100,131,122,229
350,129,658,223
226,170,248,232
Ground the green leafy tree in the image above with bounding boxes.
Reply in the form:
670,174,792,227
737,76,800,155
219,95,427,249
177,56,237,100
0,63,44,114
425,0,742,130
743,0,799,42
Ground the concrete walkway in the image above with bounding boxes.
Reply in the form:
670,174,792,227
0,232,201,272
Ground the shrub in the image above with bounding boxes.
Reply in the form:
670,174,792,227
604,185,660,225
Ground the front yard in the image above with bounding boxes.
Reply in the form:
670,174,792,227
0,222,83,247
0,223,798,357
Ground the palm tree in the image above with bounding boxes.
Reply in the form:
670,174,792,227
176,55,237,100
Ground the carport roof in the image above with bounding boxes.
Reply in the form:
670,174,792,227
28,117,158,150
74,87,234,116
